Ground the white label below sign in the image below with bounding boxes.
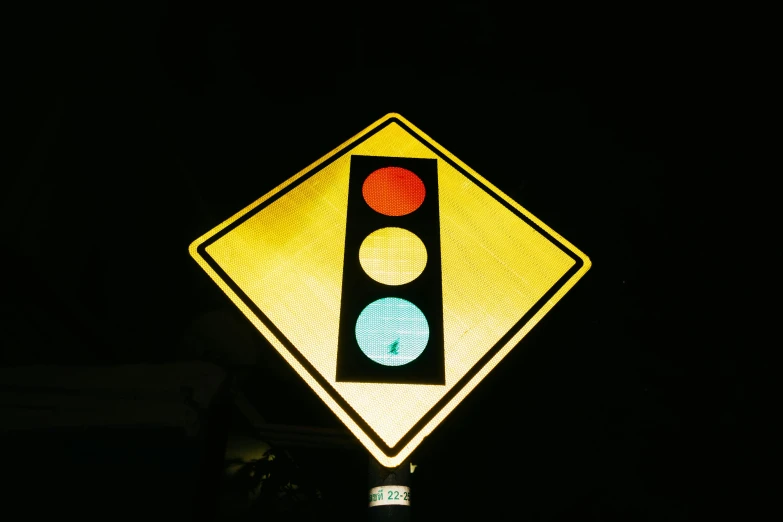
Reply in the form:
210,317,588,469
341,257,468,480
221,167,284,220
368,485,411,507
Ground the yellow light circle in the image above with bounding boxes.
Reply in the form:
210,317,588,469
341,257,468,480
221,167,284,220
359,227,427,286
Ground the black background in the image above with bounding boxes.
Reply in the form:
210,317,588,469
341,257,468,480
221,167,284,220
5,1,771,520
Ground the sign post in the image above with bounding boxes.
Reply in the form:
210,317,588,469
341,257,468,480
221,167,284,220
189,112,591,477
368,458,411,521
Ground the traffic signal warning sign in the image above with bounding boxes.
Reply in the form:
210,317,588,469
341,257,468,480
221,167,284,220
189,113,591,467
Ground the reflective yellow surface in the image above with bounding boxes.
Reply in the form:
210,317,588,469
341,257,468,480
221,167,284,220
359,227,427,285
189,113,591,468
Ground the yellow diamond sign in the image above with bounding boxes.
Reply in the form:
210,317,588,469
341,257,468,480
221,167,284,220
189,113,591,467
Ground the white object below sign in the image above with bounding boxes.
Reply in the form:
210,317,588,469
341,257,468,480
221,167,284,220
368,485,411,507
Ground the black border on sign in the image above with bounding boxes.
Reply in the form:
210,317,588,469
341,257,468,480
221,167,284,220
197,117,585,458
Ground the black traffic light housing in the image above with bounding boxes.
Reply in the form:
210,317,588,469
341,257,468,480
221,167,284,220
336,155,445,385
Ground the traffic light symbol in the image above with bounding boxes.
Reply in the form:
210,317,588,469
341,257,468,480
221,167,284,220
336,155,445,384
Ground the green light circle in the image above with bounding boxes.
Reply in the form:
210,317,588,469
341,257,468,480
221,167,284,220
355,298,430,367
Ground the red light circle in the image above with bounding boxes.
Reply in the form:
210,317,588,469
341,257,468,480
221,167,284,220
362,167,426,216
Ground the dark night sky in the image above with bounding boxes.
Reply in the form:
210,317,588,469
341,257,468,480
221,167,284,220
5,2,769,521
